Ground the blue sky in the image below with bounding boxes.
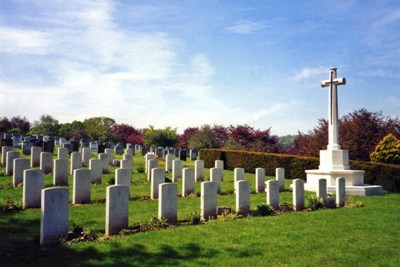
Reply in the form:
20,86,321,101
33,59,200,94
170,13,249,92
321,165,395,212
0,0,399,135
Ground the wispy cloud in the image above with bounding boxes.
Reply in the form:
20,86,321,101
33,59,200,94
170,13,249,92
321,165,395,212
293,67,327,81
226,20,263,34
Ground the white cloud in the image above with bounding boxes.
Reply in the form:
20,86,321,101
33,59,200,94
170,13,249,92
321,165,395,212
226,20,263,34
0,27,51,54
293,67,327,81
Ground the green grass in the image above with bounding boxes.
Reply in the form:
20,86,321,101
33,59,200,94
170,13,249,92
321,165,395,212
0,149,399,266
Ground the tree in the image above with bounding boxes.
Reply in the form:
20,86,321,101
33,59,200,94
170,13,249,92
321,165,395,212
290,109,400,161
143,126,178,147
212,125,229,147
111,124,143,144
178,127,198,148
59,120,89,140
9,116,30,134
370,134,400,164
0,117,12,133
31,114,60,136
188,124,221,149
83,117,116,141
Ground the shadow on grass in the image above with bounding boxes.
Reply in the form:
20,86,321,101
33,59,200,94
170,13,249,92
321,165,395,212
0,213,217,267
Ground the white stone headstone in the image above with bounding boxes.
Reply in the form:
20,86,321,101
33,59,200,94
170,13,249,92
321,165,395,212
13,158,30,187
82,148,92,167
195,160,204,182
53,159,69,186
98,153,109,174
276,168,285,192
215,160,224,181
210,168,222,194
151,168,165,199
57,147,69,160
293,179,304,211
70,152,82,175
105,148,113,165
144,153,155,173
201,181,217,220
89,159,102,184
317,178,327,201
158,183,177,225
236,180,250,215
115,168,131,187
336,177,346,206
6,151,20,175
23,169,44,208
266,180,279,210
31,146,42,167
2,146,13,167
165,154,174,173
234,167,245,192
106,185,129,236
40,187,69,245
40,152,53,174
182,168,195,197
72,169,91,204
147,159,159,182
255,168,265,193
172,159,182,182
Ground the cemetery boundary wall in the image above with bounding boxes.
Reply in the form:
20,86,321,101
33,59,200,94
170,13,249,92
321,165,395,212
199,149,400,192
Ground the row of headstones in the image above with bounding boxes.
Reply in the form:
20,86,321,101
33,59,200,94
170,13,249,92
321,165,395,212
1,146,134,187
21,164,136,210
140,147,199,161
40,176,347,245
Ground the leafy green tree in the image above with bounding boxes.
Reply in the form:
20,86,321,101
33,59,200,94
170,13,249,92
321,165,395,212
31,114,60,136
188,124,221,149
370,134,400,164
83,117,116,141
59,120,89,140
143,126,178,147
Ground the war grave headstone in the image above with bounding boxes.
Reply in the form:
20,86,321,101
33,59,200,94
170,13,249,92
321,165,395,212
72,169,91,204
182,168,195,197
54,159,69,186
292,179,304,211
13,158,30,187
70,152,82,175
2,146,13,167
172,159,182,182
151,168,165,199
158,183,177,225
201,181,217,220
6,151,20,175
23,169,44,209
255,168,265,193
236,180,250,215
40,187,69,245
40,152,53,174
31,146,42,167
106,185,129,236
195,160,204,182
89,159,102,184
266,180,279,210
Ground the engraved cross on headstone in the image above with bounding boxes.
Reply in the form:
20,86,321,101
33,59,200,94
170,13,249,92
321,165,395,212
321,68,346,150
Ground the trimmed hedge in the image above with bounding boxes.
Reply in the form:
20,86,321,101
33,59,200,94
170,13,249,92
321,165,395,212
199,149,400,192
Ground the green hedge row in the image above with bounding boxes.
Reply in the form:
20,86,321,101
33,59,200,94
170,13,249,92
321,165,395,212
199,149,400,192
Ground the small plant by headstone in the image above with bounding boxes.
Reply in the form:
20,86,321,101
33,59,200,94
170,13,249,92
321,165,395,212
345,196,364,208
306,195,325,210
187,212,202,225
149,216,168,228
255,204,274,216
136,166,145,173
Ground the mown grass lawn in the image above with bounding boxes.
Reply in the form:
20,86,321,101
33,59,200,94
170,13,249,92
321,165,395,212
0,149,399,266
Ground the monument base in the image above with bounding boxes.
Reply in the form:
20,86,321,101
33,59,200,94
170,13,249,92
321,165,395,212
304,169,383,196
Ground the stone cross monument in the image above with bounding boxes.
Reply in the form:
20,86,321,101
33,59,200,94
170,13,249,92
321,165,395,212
321,67,345,151
304,68,383,196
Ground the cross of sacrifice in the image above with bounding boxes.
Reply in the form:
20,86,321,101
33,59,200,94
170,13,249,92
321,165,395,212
321,67,346,150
